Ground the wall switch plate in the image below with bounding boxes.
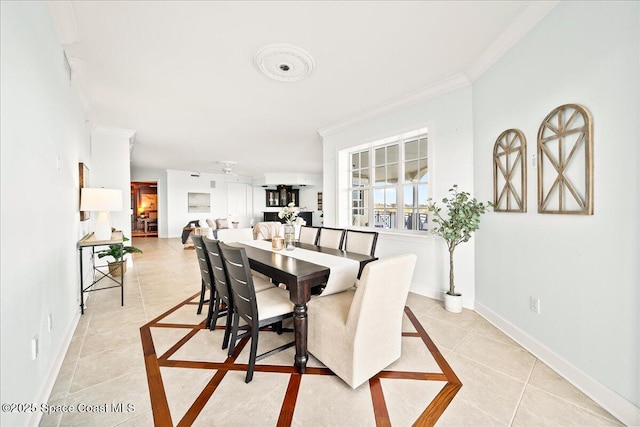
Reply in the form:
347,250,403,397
48,314,53,331
530,296,541,314
31,336,39,360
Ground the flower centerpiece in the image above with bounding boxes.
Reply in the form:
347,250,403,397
278,202,300,225
278,203,299,250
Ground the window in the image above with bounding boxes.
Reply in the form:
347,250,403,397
348,129,430,232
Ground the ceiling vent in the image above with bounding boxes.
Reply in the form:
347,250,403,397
254,44,315,83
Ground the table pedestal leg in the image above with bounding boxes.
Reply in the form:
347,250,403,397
293,303,308,373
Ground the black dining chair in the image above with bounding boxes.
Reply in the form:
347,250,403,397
317,227,346,250
202,236,235,350
343,229,379,257
218,242,295,383
202,237,275,348
192,235,225,329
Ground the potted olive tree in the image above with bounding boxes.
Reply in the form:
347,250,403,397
427,185,491,313
97,236,143,277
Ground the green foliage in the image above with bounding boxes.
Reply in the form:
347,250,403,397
427,185,491,295
97,236,143,262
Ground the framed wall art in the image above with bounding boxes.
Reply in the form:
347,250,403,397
79,162,90,221
188,192,210,213
537,104,593,215
493,129,527,212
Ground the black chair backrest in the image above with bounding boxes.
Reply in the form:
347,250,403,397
218,243,259,329
317,227,346,250
192,235,213,289
344,230,379,257
202,237,232,306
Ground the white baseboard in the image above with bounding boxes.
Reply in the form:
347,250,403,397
409,284,475,310
29,310,81,427
475,301,640,426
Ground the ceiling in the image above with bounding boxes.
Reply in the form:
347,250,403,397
49,1,554,178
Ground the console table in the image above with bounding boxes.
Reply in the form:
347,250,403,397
78,231,124,314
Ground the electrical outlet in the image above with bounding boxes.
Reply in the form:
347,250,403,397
530,297,541,314
31,336,39,360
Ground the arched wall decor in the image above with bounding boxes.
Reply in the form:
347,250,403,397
537,104,593,215
493,129,527,212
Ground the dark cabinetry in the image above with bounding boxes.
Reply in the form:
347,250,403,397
264,211,312,226
265,185,299,207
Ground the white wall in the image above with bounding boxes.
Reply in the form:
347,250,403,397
473,0,639,419
0,2,90,425
165,170,252,237
322,86,476,305
90,127,133,240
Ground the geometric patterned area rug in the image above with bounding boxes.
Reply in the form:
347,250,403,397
140,293,461,427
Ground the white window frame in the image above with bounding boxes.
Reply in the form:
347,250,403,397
344,127,431,234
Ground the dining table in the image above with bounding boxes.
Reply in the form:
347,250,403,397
231,240,376,374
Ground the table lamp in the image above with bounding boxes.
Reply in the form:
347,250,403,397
80,188,123,240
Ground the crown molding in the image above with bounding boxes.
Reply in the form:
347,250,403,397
46,1,80,45
466,1,560,81
318,1,560,140
317,73,470,138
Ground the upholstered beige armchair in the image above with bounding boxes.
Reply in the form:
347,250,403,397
307,253,417,388
252,221,283,240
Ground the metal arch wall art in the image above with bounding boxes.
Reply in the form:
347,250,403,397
493,129,527,212
537,104,593,215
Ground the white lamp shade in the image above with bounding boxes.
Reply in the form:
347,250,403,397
80,188,123,212
80,188,123,240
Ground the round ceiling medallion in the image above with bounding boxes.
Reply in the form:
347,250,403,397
254,44,315,82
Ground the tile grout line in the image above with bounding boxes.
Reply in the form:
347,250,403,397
508,357,537,426
452,352,530,385
523,382,624,425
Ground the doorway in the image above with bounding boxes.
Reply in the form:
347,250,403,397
131,181,158,237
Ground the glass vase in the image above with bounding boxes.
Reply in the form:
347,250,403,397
284,224,295,251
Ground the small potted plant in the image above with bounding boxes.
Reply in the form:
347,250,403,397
97,236,143,277
427,185,491,313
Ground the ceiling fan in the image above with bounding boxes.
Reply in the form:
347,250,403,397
213,160,238,175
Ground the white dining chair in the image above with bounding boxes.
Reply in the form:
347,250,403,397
299,226,320,245
307,253,417,388
343,230,379,256
317,227,346,250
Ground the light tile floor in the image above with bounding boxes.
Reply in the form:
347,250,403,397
40,237,621,426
